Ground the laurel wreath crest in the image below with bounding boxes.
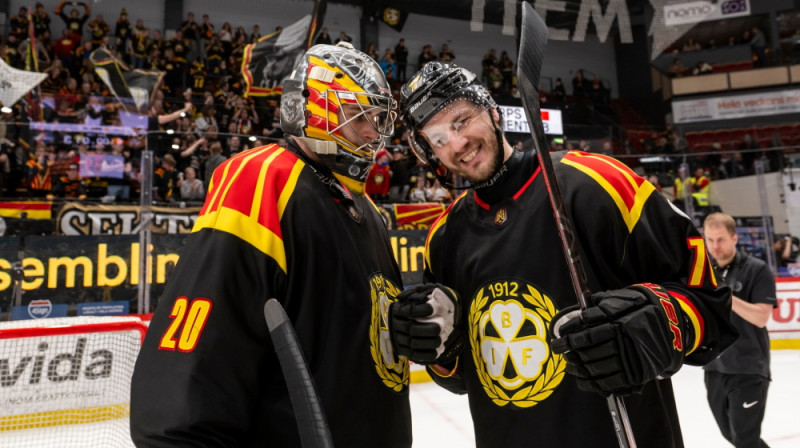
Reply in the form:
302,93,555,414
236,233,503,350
469,283,565,408
369,276,409,392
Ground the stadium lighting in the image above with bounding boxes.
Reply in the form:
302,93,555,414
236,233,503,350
0,107,12,114
171,144,180,149
166,129,174,134
249,136,257,141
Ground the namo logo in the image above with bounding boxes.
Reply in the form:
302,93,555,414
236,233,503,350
28,300,53,319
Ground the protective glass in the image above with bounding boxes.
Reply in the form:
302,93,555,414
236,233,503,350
415,104,488,162
329,90,398,155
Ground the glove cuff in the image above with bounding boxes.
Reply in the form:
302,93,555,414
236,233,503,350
628,283,694,357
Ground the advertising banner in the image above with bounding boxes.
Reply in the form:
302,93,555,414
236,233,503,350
672,89,800,123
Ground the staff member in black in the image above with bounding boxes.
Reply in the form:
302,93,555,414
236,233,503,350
703,212,776,448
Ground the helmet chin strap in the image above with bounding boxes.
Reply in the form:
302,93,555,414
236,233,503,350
298,137,338,156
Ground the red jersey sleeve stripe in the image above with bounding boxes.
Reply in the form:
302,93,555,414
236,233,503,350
669,290,705,355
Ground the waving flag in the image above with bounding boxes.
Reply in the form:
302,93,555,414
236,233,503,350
0,59,47,109
90,48,164,110
242,0,327,97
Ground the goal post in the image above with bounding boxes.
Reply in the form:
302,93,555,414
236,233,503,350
0,316,147,447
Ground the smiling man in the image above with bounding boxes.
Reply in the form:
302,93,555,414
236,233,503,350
388,62,737,447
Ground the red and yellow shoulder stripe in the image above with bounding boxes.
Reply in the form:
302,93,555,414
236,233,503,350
193,145,305,273
561,151,655,233
424,191,470,268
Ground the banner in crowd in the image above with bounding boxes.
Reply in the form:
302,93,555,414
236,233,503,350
90,48,165,111
56,203,201,235
497,106,563,135
79,154,125,179
672,89,800,123
389,203,445,229
0,201,52,220
0,58,48,109
241,0,326,97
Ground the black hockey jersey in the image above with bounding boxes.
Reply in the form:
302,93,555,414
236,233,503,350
131,144,412,447
423,150,735,448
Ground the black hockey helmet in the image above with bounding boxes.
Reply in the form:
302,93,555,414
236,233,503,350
400,62,498,185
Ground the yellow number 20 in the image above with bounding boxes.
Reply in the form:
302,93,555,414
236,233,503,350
158,297,213,352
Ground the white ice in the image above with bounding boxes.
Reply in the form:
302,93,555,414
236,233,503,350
409,350,800,447
2,350,797,447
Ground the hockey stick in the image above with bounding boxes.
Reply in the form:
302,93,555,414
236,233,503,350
264,298,334,448
515,4,636,447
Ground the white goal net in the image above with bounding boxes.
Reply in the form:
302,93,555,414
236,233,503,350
0,316,147,447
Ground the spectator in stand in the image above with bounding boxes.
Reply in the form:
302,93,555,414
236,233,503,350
26,144,53,198
56,1,91,43
18,33,51,69
571,69,587,101
199,14,214,61
388,146,412,202
180,12,200,63
365,43,380,62
550,77,566,108
335,31,352,44
682,37,702,52
9,7,29,41
47,161,86,199
178,166,205,201
408,175,429,203
32,3,52,40
218,22,233,54
487,66,503,95
226,134,242,157
481,49,497,86
314,27,332,45
426,177,452,203
88,13,110,50
54,28,79,75
498,50,513,94
668,57,686,78
750,26,767,67
154,153,178,202
588,75,608,108
418,44,437,70
114,9,131,61
394,38,409,83
774,235,799,268
438,43,455,62
693,60,713,75
203,141,226,188
250,25,261,43
379,48,396,82
366,148,392,201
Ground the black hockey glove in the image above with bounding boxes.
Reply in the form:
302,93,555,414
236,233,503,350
389,284,464,365
549,284,692,396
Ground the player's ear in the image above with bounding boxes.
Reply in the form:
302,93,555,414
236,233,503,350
490,107,500,124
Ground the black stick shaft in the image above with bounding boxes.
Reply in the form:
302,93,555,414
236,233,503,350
264,299,334,448
516,4,636,447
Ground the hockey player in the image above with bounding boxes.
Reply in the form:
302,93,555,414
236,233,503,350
389,62,737,447
131,42,411,447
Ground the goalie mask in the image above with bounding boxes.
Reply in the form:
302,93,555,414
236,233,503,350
400,62,500,187
281,42,397,195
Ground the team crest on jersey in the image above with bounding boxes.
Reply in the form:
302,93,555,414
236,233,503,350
369,274,409,392
469,279,565,408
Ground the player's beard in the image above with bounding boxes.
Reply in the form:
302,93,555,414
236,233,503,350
461,132,504,185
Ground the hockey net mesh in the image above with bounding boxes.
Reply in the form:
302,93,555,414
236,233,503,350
0,316,146,448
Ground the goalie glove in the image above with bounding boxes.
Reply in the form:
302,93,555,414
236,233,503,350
549,284,693,396
389,284,464,365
